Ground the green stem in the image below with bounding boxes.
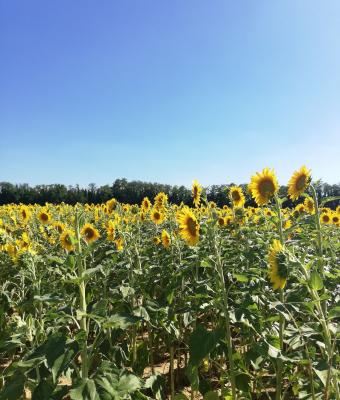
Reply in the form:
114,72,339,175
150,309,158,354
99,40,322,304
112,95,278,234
213,235,236,399
76,214,88,379
275,196,285,400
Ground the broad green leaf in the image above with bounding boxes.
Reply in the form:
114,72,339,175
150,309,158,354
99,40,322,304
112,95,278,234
70,379,99,400
309,272,323,291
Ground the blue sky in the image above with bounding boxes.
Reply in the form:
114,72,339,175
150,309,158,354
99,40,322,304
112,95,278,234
1,0,339,187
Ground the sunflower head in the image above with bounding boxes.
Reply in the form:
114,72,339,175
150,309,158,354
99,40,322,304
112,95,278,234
176,207,200,246
115,237,124,251
303,196,315,214
153,236,161,245
81,223,100,244
38,209,51,225
60,229,75,252
248,168,279,206
54,222,65,234
161,229,171,249
20,206,31,223
229,186,245,208
141,197,151,211
331,212,340,226
154,192,168,209
320,212,331,225
288,166,311,200
106,198,117,213
268,239,288,290
150,209,165,225
192,180,202,208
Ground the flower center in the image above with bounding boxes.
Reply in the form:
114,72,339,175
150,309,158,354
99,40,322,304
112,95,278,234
187,217,198,236
259,178,275,196
231,191,241,201
295,175,307,191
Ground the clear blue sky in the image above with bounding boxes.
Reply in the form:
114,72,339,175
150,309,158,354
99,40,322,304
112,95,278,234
1,1,339,187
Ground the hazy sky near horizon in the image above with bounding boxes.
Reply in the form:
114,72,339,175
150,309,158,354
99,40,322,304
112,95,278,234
1,0,340,187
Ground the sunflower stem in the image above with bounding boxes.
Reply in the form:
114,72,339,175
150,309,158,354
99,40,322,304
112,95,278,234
274,196,285,400
75,213,88,380
212,232,237,399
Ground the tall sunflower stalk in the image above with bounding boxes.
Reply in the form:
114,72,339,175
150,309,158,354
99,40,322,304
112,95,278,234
75,212,88,379
209,212,236,399
274,195,285,400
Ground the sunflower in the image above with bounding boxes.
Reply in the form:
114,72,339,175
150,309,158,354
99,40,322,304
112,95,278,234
161,229,171,249
295,204,305,215
150,209,165,225
141,197,151,212
288,166,311,200
106,220,116,241
218,216,226,228
176,207,200,246
229,186,245,208
81,223,100,243
60,229,75,252
320,212,331,225
248,168,279,206
154,192,168,209
153,236,161,245
115,237,124,251
20,206,31,223
268,239,287,290
54,221,65,234
106,198,117,213
192,180,202,207
38,209,51,225
303,196,315,214
331,212,339,226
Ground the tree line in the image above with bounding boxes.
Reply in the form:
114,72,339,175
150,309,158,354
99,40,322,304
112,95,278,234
0,179,339,209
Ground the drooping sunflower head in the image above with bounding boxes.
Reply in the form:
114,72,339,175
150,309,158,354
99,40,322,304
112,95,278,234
268,239,288,290
229,186,245,208
192,180,202,207
161,229,171,249
106,198,117,213
248,168,279,206
288,166,311,200
81,223,100,244
38,209,51,225
150,208,165,225
141,197,151,212
176,207,200,246
60,229,75,252
303,196,315,214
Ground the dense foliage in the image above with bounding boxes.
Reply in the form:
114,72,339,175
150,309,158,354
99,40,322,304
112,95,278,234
0,168,339,399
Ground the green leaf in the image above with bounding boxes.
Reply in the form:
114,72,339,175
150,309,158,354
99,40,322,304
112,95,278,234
233,274,249,283
235,372,251,392
203,391,219,400
174,395,188,400
0,373,26,400
144,374,165,400
309,272,323,291
70,379,99,400
188,325,223,366
103,314,141,330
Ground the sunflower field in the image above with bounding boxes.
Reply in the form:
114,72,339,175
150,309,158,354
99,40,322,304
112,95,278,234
0,167,339,400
